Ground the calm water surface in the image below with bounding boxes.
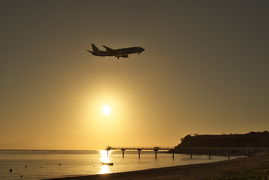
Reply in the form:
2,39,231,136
0,150,233,180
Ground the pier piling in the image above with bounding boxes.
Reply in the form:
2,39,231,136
137,149,142,158
153,147,159,159
227,151,230,159
172,149,175,159
121,148,126,158
106,146,111,157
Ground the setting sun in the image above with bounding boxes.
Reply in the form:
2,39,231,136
102,104,111,116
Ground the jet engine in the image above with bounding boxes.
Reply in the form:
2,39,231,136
120,54,129,58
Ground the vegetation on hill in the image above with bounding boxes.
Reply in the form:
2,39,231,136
176,131,269,148
174,131,269,156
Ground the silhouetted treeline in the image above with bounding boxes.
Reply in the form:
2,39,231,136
175,131,269,149
172,131,269,156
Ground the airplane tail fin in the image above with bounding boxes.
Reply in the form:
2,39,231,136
91,44,100,52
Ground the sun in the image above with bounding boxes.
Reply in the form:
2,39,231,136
102,104,111,116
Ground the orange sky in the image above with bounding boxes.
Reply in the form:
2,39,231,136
0,0,269,150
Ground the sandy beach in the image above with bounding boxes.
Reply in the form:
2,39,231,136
47,153,269,180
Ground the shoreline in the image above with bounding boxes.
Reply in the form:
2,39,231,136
47,153,269,180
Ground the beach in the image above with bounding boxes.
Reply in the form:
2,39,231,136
48,153,269,180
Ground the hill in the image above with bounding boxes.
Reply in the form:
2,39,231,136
174,131,269,156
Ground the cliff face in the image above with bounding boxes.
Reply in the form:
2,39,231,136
175,131,269,149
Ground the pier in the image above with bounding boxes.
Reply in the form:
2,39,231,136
106,146,174,159
105,146,269,159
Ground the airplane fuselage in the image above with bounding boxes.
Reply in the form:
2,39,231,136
88,44,145,59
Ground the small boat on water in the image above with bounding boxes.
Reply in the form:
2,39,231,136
100,162,114,166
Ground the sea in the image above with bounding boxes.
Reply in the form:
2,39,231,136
0,150,233,180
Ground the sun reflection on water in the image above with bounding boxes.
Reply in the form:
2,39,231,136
98,150,112,174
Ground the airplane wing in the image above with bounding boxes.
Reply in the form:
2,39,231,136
102,45,115,53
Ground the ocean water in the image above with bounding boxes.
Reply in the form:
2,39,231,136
0,150,232,180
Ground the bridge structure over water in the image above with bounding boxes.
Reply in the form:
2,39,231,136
105,146,175,159
106,146,269,159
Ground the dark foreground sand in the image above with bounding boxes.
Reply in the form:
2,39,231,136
47,153,269,180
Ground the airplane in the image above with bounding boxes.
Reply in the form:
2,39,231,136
87,44,145,59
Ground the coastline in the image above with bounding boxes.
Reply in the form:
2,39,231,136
47,153,269,180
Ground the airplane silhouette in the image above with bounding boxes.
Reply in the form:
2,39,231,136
87,44,145,59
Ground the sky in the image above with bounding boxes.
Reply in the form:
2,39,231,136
0,0,269,150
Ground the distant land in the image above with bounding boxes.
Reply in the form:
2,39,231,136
174,131,269,156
